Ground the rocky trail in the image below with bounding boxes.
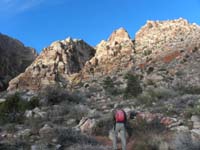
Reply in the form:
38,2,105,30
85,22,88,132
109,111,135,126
95,136,135,150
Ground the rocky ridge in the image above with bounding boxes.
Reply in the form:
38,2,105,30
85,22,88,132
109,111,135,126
0,33,37,91
8,18,200,92
8,38,95,91
81,28,134,79
1,18,200,150
133,18,200,89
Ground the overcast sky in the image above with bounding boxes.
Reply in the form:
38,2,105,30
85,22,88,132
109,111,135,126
0,0,200,53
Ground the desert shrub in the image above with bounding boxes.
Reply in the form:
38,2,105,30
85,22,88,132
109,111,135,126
27,96,40,109
47,105,67,124
0,139,30,150
69,91,85,104
170,132,200,150
55,128,99,147
44,85,70,105
25,117,43,135
102,76,114,89
137,91,155,107
133,134,166,150
130,118,166,136
47,103,88,125
0,93,25,124
123,73,142,98
91,115,113,136
184,102,200,118
0,93,40,124
44,85,84,105
143,49,152,56
149,87,177,99
68,144,111,150
175,84,200,95
137,87,176,107
129,118,168,150
102,76,121,96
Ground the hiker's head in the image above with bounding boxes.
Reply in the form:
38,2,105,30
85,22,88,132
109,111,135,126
114,104,123,110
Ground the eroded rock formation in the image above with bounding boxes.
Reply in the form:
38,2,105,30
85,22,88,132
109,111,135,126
8,38,95,91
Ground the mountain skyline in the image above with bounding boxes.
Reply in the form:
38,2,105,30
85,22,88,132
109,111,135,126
0,0,200,53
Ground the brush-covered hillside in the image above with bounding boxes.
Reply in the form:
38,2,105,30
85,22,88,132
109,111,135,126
0,18,200,150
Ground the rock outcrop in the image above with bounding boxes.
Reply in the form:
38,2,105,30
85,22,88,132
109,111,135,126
7,18,200,92
134,18,200,89
0,33,37,91
135,18,200,55
8,38,95,91
82,28,134,79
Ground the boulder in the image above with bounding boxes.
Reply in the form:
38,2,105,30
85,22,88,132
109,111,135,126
191,115,200,122
78,117,96,133
39,124,54,140
25,107,47,119
17,129,31,138
191,115,200,129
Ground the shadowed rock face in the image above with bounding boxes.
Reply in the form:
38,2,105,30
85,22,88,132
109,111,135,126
0,33,37,91
8,38,95,91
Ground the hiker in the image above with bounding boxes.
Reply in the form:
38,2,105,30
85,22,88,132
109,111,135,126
112,108,127,150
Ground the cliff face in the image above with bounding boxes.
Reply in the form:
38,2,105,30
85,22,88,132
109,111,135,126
0,33,37,91
82,28,134,79
133,18,200,89
8,38,95,91
135,18,200,52
7,18,200,92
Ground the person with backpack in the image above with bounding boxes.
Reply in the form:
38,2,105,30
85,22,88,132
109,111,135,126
112,108,127,150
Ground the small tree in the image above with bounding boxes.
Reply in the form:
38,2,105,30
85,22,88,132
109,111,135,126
102,76,114,90
102,76,119,95
124,73,142,98
0,93,30,123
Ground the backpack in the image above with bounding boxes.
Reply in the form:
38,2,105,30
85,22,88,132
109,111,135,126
115,109,125,122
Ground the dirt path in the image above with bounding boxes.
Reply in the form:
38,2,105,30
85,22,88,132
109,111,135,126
95,136,135,150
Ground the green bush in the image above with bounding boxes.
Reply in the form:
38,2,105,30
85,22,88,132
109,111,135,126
137,87,177,107
137,91,155,107
133,134,164,150
0,93,25,123
91,115,113,136
102,76,114,89
56,128,99,147
129,118,167,150
184,103,200,118
131,118,166,136
102,76,121,96
27,96,40,109
175,84,200,95
143,49,152,56
123,73,142,98
0,93,39,124
44,85,83,105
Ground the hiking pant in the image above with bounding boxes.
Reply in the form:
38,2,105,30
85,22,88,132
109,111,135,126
113,123,126,150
